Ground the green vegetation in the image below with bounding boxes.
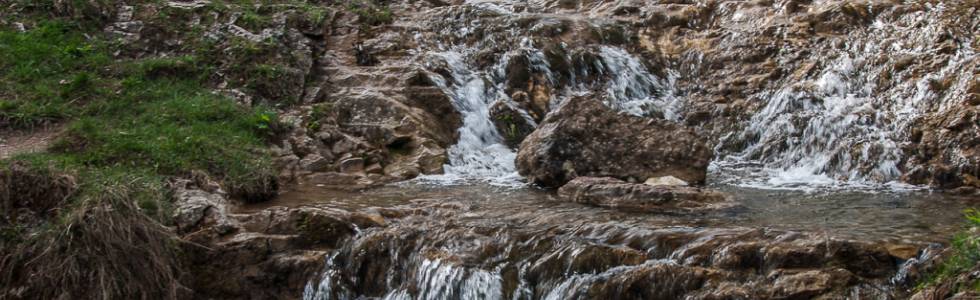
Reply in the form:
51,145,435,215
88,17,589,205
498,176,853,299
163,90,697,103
305,102,333,132
0,22,277,203
347,0,393,26
0,21,279,298
0,23,110,128
920,208,980,292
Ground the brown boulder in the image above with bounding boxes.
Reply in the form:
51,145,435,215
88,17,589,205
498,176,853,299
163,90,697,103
516,96,712,188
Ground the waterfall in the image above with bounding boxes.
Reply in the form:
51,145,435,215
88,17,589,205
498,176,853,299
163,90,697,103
412,43,679,186
714,5,978,189
595,46,682,120
413,51,524,186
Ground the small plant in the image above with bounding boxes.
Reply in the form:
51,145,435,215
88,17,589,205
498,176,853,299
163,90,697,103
252,109,275,132
310,102,332,120
347,0,393,26
238,8,271,30
919,208,980,292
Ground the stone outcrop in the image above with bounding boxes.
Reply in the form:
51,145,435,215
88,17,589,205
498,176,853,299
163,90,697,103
171,181,384,299
516,96,712,188
557,176,733,213
307,195,926,300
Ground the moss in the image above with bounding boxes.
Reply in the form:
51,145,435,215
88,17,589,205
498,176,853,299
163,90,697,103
310,102,333,120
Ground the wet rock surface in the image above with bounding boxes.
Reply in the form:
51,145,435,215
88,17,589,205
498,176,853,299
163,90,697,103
172,182,377,299
517,96,712,188
37,0,980,298
557,176,733,213
299,188,930,300
95,0,977,188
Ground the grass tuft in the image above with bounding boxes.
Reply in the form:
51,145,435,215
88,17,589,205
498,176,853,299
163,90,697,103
0,17,282,298
919,208,980,293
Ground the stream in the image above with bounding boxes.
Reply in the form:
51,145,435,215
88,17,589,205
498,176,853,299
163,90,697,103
248,0,977,299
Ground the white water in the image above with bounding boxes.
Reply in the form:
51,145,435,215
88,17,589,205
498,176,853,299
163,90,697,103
413,41,681,187
596,46,683,120
408,0,974,193
715,5,977,190
413,51,524,186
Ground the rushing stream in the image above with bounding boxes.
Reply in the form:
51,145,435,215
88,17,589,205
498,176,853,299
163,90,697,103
276,0,980,299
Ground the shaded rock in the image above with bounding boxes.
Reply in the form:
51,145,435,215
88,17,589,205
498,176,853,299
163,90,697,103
489,101,536,149
516,96,712,188
299,154,330,172
338,157,365,174
557,177,732,213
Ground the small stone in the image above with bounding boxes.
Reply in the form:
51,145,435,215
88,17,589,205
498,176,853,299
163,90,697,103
644,176,688,187
299,154,330,172
966,93,979,106
364,163,383,174
885,244,919,260
339,157,365,174
771,270,835,299
331,138,357,155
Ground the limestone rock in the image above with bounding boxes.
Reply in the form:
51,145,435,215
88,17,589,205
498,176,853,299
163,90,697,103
557,177,732,213
517,96,712,188
644,175,688,186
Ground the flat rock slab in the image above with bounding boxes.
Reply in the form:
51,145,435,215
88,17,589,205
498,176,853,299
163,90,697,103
557,176,735,213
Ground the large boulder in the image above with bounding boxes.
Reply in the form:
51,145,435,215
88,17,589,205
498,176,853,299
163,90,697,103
516,96,712,188
557,177,732,213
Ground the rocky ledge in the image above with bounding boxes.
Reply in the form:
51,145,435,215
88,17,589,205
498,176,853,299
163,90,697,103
172,180,394,299
558,176,734,213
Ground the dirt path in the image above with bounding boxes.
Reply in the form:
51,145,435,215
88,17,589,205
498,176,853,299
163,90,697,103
0,125,65,159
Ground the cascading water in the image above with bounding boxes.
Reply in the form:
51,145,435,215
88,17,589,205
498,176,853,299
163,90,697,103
714,4,978,189
413,45,680,186
413,51,523,186
595,46,682,120
298,1,977,299
297,185,957,300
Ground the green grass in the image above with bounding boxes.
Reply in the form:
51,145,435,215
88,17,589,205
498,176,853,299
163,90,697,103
347,0,393,26
0,22,110,128
0,7,291,300
920,208,980,292
0,19,280,299
1,21,279,213
52,79,278,200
